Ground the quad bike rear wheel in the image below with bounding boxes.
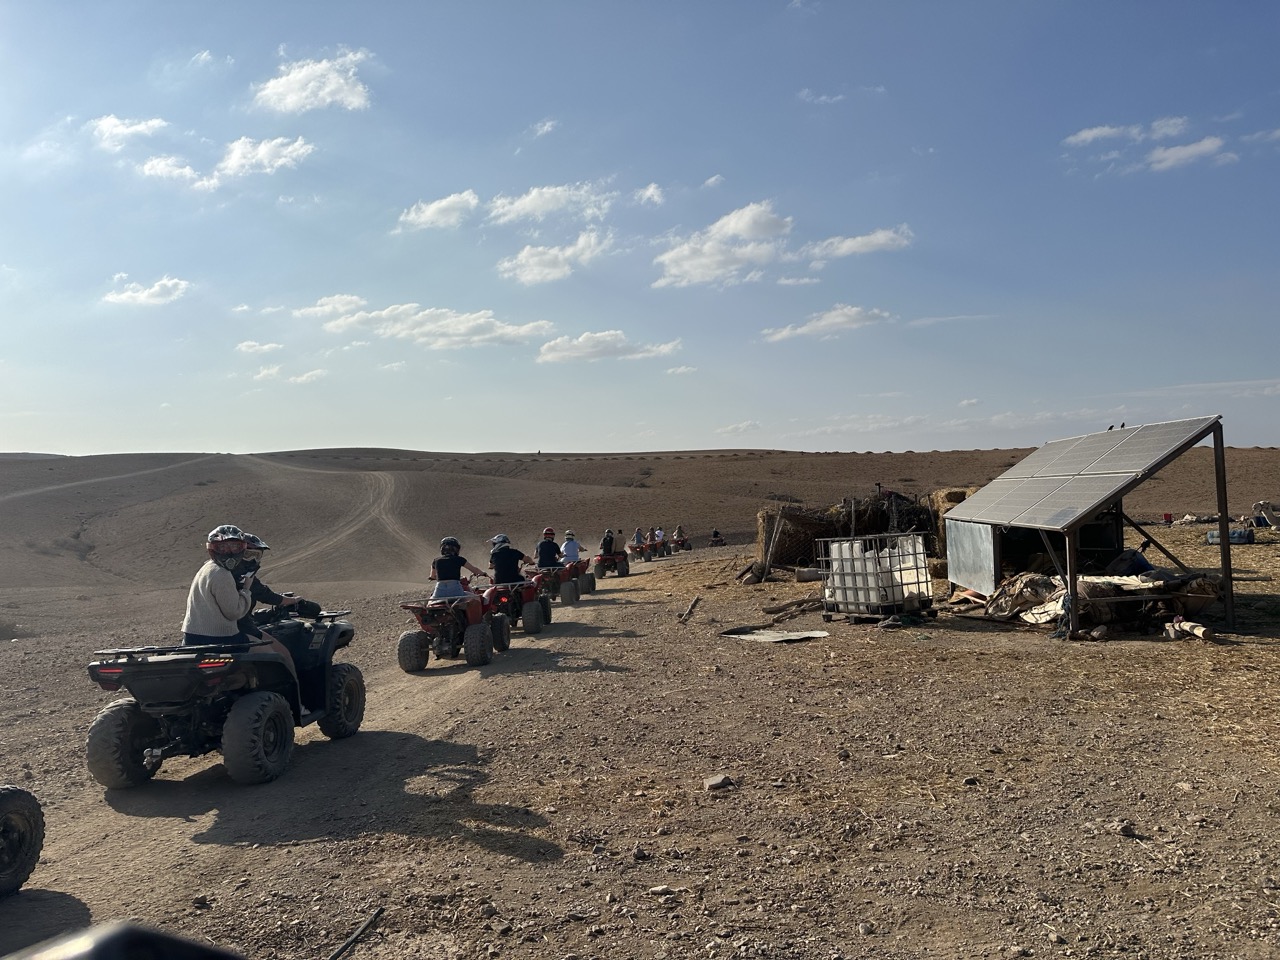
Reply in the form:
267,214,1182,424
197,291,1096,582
560,580,579,605
318,663,366,740
397,629,430,672
491,613,511,652
521,600,543,634
618,558,630,576
0,786,44,897
86,698,163,789
464,623,493,666
584,572,597,593
222,691,295,785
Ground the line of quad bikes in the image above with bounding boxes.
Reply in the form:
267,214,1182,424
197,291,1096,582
1,538,721,903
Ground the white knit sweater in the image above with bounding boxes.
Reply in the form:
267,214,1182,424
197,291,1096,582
181,560,253,636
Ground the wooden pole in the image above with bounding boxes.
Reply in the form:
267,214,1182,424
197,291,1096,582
1212,421,1236,629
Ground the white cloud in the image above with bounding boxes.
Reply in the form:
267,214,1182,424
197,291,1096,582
396,190,480,231
193,137,314,190
253,365,281,381
138,155,197,182
288,369,328,384
1241,128,1280,144
703,174,724,188
1063,116,1188,147
652,201,792,288
1145,136,1226,171
488,182,616,224
293,294,369,318
717,420,761,435
536,331,681,363
798,88,845,105
762,304,889,342
497,230,611,285
800,224,913,261
253,50,371,113
1148,116,1190,140
777,276,820,286
905,313,995,328
666,365,696,375
88,115,168,153
380,361,406,372
790,413,927,438
532,119,558,137
634,183,664,206
236,341,283,354
321,303,553,350
102,275,190,305
958,398,979,407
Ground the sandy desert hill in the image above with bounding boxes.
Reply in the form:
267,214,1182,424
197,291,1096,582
4,443,1280,960
3,444,1275,595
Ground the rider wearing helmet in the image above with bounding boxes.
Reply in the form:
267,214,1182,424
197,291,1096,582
560,529,585,563
430,537,486,599
182,525,257,645
534,527,563,568
488,534,534,585
599,528,616,556
233,532,303,638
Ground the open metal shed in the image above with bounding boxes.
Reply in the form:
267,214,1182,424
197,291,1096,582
944,416,1236,632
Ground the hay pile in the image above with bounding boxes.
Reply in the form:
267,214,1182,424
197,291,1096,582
755,488,967,567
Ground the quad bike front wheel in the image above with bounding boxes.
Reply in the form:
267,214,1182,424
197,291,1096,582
318,663,366,740
540,594,553,624
593,561,606,580
397,629,430,672
222,692,295,785
0,786,44,897
464,623,493,667
521,600,543,634
86,698,163,789
560,580,579,605
491,613,511,652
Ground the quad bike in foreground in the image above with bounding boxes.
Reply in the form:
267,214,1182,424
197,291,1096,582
593,550,631,579
0,785,44,897
85,600,365,788
398,582,509,671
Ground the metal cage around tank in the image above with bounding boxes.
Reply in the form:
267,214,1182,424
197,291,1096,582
817,533,932,617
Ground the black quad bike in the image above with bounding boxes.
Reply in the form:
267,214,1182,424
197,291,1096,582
0,785,44,897
85,601,366,788
398,588,508,672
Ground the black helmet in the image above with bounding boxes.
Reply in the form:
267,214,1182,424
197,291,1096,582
489,533,510,546
441,537,461,556
206,524,249,571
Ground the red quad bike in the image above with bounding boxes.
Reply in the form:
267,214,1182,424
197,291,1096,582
593,550,631,579
398,581,509,672
532,566,580,614
0,785,44,897
566,558,596,596
670,535,692,553
85,600,366,788
483,577,546,635
629,540,653,563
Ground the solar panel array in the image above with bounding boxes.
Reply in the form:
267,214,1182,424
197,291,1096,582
944,416,1220,532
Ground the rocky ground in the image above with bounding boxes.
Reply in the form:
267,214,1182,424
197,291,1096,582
2,446,1280,959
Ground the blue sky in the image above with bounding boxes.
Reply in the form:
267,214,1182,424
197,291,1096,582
2,2,1277,455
